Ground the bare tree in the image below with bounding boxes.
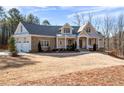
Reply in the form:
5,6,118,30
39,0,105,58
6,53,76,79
72,13,81,26
112,24,118,50
103,15,113,50
88,12,93,23
94,17,102,31
80,13,85,25
72,12,94,26
117,14,124,56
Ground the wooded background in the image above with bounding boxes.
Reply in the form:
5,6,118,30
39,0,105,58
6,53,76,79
0,6,124,58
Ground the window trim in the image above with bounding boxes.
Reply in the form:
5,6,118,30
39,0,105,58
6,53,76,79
86,27,91,33
63,28,70,34
40,40,50,47
59,40,63,45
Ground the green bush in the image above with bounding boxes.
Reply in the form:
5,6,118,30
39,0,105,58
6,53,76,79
8,37,18,56
67,43,77,51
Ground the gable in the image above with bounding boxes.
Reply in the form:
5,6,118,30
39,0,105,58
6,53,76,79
60,23,73,34
79,29,88,36
14,22,29,35
78,22,103,38
78,22,96,33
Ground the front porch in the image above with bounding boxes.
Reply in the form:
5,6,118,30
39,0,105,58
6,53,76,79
56,35,99,51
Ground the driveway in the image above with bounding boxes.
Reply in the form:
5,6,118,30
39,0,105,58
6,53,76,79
0,51,30,56
0,52,124,85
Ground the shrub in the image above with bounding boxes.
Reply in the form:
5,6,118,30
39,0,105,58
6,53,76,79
38,41,42,52
8,37,18,57
67,43,76,51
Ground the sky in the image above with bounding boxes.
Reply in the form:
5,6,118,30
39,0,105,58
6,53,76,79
3,6,124,26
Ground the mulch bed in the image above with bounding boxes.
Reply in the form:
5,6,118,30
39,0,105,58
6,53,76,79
20,65,124,86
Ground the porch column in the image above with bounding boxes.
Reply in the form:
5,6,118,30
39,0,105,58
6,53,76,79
64,35,67,49
56,36,58,49
86,37,89,49
97,38,99,49
76,36,79,49
82,38,83,48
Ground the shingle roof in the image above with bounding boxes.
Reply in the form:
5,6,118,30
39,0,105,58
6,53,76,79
22,22,79,36
21,22,103,38
87,31,103,38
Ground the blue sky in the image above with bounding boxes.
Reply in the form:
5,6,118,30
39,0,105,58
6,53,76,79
3,6,124,25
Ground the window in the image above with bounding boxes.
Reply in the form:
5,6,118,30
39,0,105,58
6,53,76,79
68,39,72,45
23,38,29,43
20,26,23,32
41,40,50,47
27,41,29,43
18,41,21,43
16,38,19,43
59,40,62,45
24,38,26,43
86,27,91,33
64,28,70,33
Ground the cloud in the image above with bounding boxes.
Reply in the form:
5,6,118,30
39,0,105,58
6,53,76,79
67,6,107,18
67,6,124,19
3,6,21,11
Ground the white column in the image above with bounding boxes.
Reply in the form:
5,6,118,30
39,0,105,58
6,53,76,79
82,38,83,48
64,36,67,49
97,38,99,49
56,36,58,49
76,36,79,49
29,35,32,51
86,37,89,49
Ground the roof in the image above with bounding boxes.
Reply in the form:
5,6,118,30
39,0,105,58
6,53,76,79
22,22,79,36
78,22,92,32
87,31,103,38
21,22,103,38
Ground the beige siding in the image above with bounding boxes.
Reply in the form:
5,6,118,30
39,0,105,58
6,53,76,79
31,36,56,52
99,39,104,48
57,38,65,48
57,38,76,49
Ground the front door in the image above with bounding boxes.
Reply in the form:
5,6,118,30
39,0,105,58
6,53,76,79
79,40,82,48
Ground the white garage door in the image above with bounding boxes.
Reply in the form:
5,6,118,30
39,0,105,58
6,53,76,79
16,42,30,52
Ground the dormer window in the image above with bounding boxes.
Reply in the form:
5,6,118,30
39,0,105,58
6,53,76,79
64,28,70,34
86,27,91,33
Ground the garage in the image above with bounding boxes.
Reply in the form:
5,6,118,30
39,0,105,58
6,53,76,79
16,43,30,52
15,37,31,53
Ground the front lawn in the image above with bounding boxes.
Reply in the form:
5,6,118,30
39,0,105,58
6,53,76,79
0,52,124,85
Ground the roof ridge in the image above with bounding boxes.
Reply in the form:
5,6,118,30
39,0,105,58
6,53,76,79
21,22,79,27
